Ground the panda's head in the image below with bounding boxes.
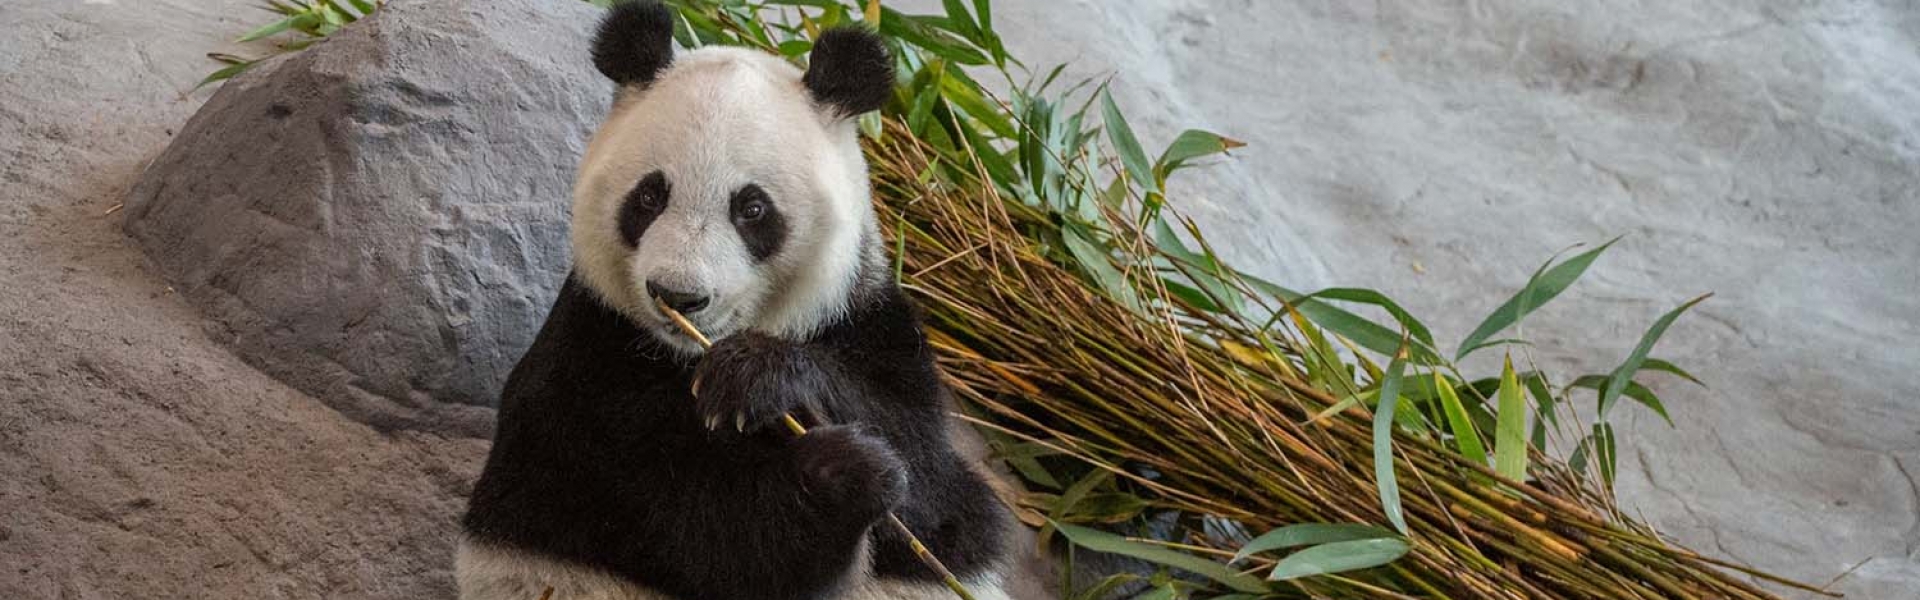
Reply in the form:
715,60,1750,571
572,2,895,355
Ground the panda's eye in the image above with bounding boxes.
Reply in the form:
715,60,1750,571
618,171,671,247
735,199,767,222
636,189,665,211
729,184,784,261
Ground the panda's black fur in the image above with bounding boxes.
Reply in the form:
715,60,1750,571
460,3,1009,599
464,276,1008,600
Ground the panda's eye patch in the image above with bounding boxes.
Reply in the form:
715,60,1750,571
729,184,786,262
618,170,670,247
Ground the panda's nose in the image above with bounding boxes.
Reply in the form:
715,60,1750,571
646,280,711,314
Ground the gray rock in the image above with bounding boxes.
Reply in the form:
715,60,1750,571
122,0,611,435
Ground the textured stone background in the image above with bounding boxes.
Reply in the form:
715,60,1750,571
1,0,1915,598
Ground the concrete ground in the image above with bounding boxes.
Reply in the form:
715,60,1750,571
2,0,1915,599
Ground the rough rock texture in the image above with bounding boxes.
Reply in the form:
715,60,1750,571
0,1,495,598
121,0,610,436
892,0,1919,597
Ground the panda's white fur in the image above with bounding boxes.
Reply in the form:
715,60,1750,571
570,46,881,356
457,537,1014,600
457,4,1016,600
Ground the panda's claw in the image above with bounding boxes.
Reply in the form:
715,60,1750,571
735,412,746,432
704,414,720,431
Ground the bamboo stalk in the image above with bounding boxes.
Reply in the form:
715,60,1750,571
656,300,979,600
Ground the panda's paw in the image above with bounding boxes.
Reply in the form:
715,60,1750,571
794,424,908,518
692,332,832,435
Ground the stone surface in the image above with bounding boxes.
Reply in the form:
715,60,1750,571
0,1,494,598
120,0,610,436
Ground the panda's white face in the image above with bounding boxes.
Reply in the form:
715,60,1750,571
572,47,881,356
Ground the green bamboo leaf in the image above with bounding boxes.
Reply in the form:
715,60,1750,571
939,0,982,40
1133,584,1181,600
1067,573,1141,600
1267,538,1412,581
1456,237,1621,360
878,8,990,65
235,14,303,42
1299,287,1440,362
905,60,945,133
1155,129,1244,178
1434,372,1489,466
1052,522,1268,594
1151,219,1243,315
776,39,812,56
1062,223,1141,313
1232,524,1399,564
1372,345,1409,534
1050,470,1114,520
1592,422,1618,486
1100,89,1158,196
938,67,1015,138
1599,294,1710,421
1641,357,1706,387
1493,355,1529,481
1457,337,1535,356
317,2,348,27
1162,280,1222,313
986,438,1061,489
1568,375,1673,426
1569,437,1590,475
1526,371,1557,448
194,61,254,90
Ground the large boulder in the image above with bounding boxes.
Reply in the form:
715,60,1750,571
123,0,610,435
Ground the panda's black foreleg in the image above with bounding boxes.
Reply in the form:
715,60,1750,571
628,423,906,600
692,331,843,434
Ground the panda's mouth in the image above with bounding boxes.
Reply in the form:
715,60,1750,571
644,301,739,351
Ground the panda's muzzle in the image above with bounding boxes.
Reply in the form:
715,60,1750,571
646,280,712,315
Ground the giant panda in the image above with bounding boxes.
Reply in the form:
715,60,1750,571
455,2,1015,600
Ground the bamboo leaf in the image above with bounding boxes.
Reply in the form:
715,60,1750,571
1267,538,1412,581
1062,223,1140,313
1569,375,1673,426
1593,422,1618,486
1599,294,1710,421
1100,89,1158,196
1300,287,1440,362
1493,355,1529,480
1155,129,1244,178
1232,523,1399,564
1373,344,1409,534
776,39,812,56
235,14,303,42
194,61,254,90
1242,274,1436,365
1641,357,1706,387
1434,372,1489,466
878,8,990,65
1052,522,1268,593
1456,238,1620,360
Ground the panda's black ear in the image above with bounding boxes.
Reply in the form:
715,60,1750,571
592,1,676,86
803,27,894,118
